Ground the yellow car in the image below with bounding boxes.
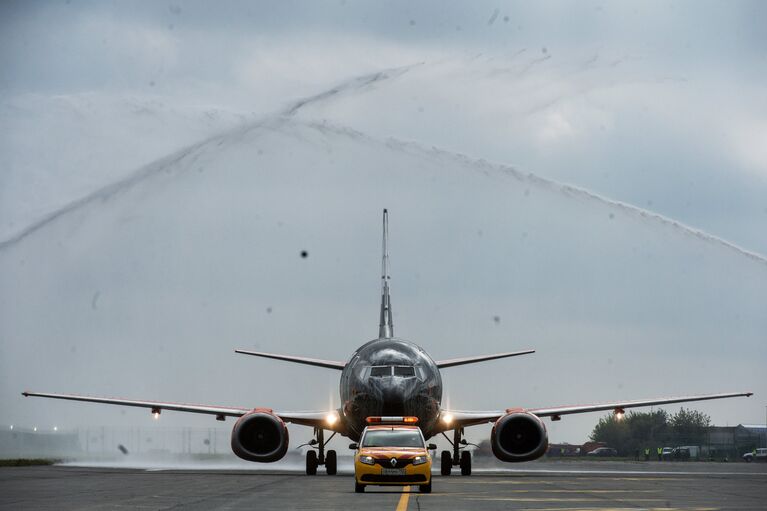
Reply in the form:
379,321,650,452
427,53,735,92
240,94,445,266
350,418,435,493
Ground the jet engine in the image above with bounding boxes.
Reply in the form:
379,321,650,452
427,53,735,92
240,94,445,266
491,411,548,462
231,410,289,462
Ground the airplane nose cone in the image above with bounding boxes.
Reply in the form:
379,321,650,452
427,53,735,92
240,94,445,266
375,378,417,416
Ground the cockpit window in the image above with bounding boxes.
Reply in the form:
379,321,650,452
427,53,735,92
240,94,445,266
370,366,392,377
368,365,416,377
393,366,415,377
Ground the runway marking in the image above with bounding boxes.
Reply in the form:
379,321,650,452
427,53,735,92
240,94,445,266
450,478,685,484
509,508,719,511
503,489,661,493
471,468,767,476
395,486,410,511
466,497,666,502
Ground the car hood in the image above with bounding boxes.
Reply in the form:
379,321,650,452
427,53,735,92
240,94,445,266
359,447,428,459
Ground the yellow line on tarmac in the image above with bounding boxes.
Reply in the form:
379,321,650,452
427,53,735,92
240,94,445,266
395,486,410,511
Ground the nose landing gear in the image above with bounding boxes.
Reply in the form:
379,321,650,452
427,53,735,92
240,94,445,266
440,427,474,476
302,428,337,475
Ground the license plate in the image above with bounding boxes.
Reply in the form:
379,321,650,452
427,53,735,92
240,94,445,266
381,468,406,476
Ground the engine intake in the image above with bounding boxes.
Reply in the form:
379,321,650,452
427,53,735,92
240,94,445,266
491,411,548,462
231,410,289,462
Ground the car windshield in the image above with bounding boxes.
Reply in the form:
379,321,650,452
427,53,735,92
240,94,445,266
362,430,424,448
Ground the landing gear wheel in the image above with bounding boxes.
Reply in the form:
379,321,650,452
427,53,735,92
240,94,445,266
325,450,337,475
440,450,452,476
306,450,318,475
460,451,472,476
419,481,432,493
355,482,365,493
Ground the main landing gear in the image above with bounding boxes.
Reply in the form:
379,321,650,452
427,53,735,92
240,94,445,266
303,428,337,475
440,427,474,476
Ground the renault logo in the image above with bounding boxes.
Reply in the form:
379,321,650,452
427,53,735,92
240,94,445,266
390,458,397,467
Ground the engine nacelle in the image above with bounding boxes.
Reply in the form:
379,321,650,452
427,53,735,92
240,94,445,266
491,411,548,462
231,410,289,462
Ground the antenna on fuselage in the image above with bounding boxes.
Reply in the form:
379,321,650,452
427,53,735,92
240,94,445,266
378,209,393,339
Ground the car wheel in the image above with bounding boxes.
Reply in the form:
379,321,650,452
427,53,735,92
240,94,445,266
460,451,471,476
355,482,365,493
306,450,318,475
440,450,452,476
419,481,432,493
326,450,337,475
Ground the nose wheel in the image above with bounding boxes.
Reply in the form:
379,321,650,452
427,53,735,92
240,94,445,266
440,427,473,476
302,428,337,475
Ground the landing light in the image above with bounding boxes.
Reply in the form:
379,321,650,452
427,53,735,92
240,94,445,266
152,408,161,420
614,408,625,421
33,427,37,432
325,412,339,426
441,413,453,425
53,426,58,432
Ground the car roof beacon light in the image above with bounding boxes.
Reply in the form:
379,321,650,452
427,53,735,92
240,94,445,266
366,416,419,424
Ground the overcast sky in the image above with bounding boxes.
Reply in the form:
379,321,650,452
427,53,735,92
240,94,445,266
1,0,765,451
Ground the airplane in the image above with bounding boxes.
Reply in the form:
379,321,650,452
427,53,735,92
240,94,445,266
23,209,752,476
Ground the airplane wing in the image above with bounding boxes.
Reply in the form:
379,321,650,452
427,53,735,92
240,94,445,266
435,349,535,368
437,391,753,431
21,391,345,432
234,350,346,370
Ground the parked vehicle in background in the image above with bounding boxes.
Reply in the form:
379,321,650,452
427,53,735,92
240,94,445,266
742,448,767,462
661,447,674,460
586,447,618,457
672,445,700,460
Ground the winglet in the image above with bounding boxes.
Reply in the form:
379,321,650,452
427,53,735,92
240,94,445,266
378,209,393,339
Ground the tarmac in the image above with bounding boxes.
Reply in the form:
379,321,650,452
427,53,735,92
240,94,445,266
1,461,765,510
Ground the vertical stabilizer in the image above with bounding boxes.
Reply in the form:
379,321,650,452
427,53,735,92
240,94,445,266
378,209,394,339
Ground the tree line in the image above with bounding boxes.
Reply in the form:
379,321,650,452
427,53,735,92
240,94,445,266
589,407,710,456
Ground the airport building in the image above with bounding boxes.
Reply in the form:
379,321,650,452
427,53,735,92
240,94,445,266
705,424,767,459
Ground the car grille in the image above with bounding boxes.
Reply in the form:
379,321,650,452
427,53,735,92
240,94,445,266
374,458,414,467
361,474,427,483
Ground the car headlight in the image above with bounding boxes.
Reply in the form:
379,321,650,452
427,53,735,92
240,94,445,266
359,455,375,465
412,455,428,466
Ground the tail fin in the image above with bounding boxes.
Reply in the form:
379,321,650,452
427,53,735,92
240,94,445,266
378,209,394,339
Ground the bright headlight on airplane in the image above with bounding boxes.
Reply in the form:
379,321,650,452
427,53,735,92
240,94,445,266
325,412,338,426
614,408,625,421
441,413,453,425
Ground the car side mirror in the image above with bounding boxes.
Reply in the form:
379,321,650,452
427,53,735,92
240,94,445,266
349,443,358,450
427,444,437,450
